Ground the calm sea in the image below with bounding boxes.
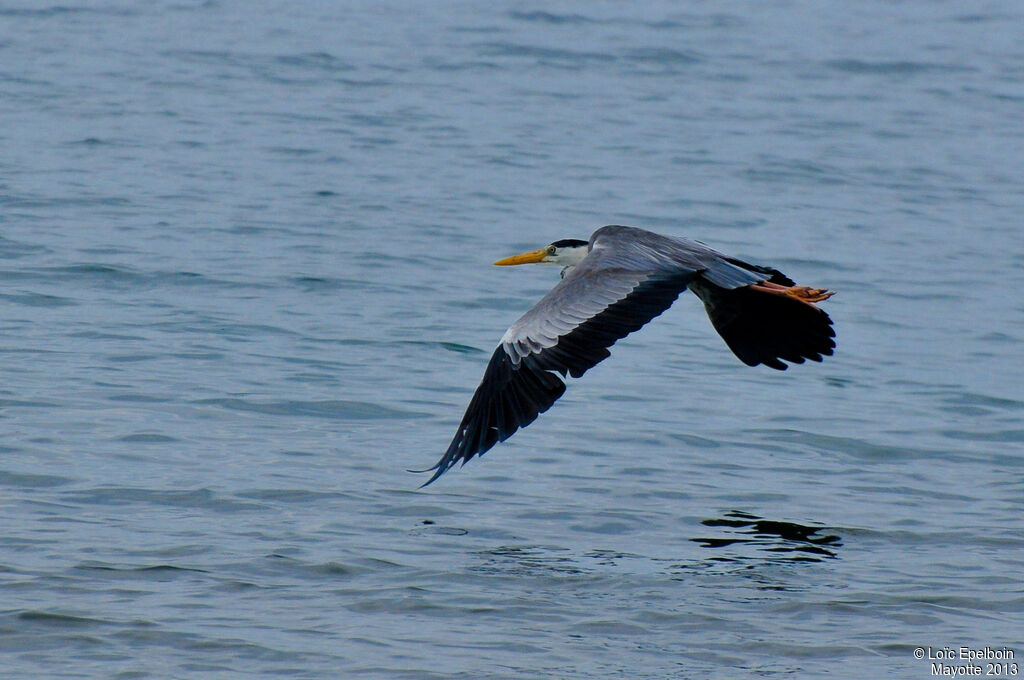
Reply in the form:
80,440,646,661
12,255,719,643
1,2,1022,678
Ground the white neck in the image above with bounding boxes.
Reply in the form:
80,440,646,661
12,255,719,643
552,245,589,278
551,245,589,266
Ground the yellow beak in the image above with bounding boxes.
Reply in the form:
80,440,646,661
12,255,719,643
493,247,548,266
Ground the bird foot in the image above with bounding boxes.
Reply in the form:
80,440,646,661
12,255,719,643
787,286,834,303
752,282,835,304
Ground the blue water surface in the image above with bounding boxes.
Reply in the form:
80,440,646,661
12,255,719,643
1,2,1022,678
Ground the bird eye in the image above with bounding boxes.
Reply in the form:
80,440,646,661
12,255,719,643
547,246,556,255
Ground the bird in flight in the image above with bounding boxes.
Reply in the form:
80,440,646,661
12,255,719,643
417,225,835,486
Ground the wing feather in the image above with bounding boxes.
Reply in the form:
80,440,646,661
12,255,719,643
690,280,835,370
420,239,699,485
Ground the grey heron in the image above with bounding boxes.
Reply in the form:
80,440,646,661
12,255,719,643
418,225,835,486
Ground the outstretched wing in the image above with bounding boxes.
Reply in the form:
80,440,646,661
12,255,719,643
690,279,836,370
418,225,836,485
418,226,774,486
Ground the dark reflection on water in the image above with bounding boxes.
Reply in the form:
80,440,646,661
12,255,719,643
691,510,843,562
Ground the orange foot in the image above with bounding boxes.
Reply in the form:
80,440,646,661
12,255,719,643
751,282,835,304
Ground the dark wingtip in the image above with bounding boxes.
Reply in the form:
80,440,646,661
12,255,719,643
416,462,454,488
408,458,448,487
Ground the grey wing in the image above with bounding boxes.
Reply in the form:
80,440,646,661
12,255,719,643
597,227,836,371
418,228,755,486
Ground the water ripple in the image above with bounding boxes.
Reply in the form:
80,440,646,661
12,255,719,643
193,398,428,420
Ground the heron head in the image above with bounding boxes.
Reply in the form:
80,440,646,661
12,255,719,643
494,239,589,267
